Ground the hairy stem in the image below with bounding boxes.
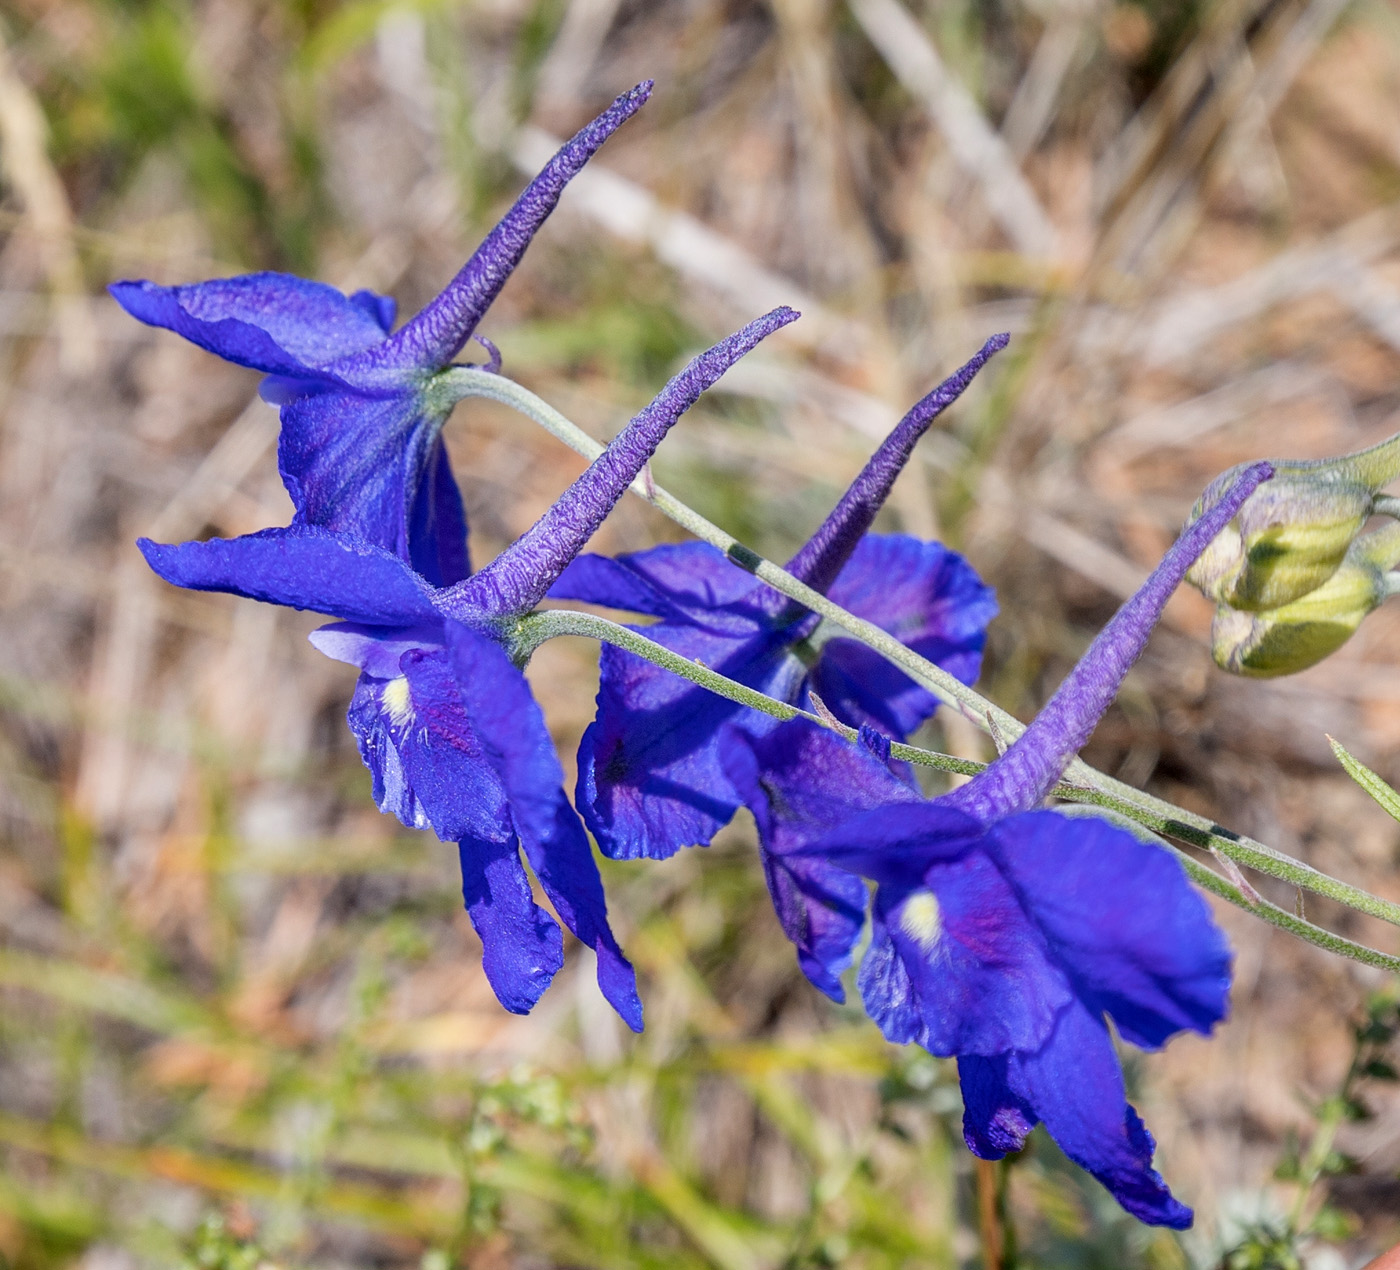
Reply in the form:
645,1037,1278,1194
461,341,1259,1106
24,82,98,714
442,366,1008,722
516,606,1400,965
458,370,1400,951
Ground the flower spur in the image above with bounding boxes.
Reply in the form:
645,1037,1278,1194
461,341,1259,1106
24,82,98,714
725,459,1274,1227
548,334,1006,865
111,82,653,585
137,307,798,1027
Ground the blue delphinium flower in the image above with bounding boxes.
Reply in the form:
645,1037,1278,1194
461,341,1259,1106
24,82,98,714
724,460,1274,1227
548,335,1006,864
137,307,798,1027
111,83,653,585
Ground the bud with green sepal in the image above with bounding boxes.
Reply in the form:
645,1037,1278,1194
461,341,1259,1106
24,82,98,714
1211,521,1400,677
1186,432,1400,612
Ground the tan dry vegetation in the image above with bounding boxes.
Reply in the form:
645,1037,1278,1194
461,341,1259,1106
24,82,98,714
2,0,1400,1265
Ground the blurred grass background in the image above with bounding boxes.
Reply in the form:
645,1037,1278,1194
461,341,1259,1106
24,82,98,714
2,0,1400,1264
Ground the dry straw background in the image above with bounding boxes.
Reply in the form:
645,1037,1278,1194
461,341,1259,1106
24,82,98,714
2,0,1400,1265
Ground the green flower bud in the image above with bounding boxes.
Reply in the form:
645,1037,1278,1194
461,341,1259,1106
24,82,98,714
1211,523,1400,677
1186,432,1400,611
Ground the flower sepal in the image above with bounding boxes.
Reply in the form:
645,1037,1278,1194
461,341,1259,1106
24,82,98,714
1186,433,1400,612
1210,522,1400,677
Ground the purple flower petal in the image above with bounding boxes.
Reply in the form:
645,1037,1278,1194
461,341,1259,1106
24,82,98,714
550,542,768,632
803,799,986,888
577,622,803,860
990,810,1231,1049
409,435,471,586
812,534,996,734
109,273,395,382
277,391,466,577
138,527,439,626
346,671,423,829
958,1051,1036,1158
448,625,643,1030
961,1001,1194,1228
310,621,445,678
723,720,917,1000
349,645,514,844
862,848,1073,1056
560,544,782,859
331,624,633,1025
458,835,565,1016
858,909,927,1044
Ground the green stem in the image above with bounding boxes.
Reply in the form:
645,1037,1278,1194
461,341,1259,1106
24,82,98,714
515,608,979,783
512,611,1400,973
1173,853,1400,975
1083,769,1400,930
457,370,1400,957
513,608,811,726
1043,789,1400,973
442,366,1005,725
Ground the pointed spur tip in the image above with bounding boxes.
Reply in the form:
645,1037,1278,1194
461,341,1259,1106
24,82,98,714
724,304,800,355
713,305,800,355
762,304,802,332
1230,460,1275,502
611,80,656,118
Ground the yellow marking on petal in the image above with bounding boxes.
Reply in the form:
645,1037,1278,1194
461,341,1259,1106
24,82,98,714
382,675,414,728
901,891,942,951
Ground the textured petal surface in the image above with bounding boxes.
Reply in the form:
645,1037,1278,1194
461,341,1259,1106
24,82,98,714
110,274,394,379
551,543,770,632
448,626,642,1030
578,622,802,860
762,852,867,1003
138,527,439,626
338,630,590,1022
309,621,444,679
458,836,565,1016
813,535,996,735
347,672,424,830
409,434,471,586
861,851,1072,1056
858,910,927,1045
360,645,514,845
723,720,918,1000
990,811,1231,1049
804,800,988,888
957,1051,1037,1159
277,389,454,563
962,1002,1193,1228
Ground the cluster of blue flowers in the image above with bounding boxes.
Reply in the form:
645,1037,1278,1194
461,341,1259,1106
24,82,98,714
113,82,1276,1229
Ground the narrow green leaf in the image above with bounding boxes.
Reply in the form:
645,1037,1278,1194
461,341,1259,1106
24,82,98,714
1328,735,1400,823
